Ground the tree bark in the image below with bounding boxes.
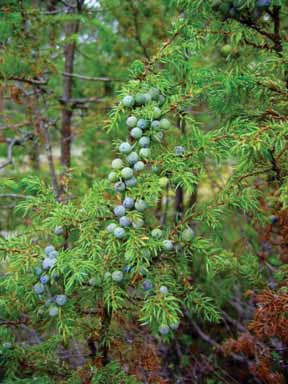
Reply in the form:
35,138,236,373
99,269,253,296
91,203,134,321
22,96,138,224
61,18,80,171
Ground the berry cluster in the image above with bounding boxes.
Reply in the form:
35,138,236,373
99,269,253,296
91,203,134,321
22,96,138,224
212,0,271,21
33,245,67,317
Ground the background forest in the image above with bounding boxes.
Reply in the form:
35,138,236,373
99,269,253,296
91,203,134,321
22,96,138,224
1,0,288,383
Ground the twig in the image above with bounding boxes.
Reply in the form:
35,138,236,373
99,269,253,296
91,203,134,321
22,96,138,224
0,134,34,170
62,71,118,82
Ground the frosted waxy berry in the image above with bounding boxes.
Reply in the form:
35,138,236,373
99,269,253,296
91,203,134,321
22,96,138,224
151,228,162,239
44,245,55,255
112,270,124,282
112,158,124,169
162,240,174,251
142,279,153,291
119,216,131,227
122,95,135,108
42,257,56,270
153,107,161,119
108,171,119,182
139,136,150,148
125,176,137,187
159,177,169,188
114,181,126,192
175,146,185,156
34,282,45,294
143,93,152,103
159,285,169,295
55,294,67,306
119,142,132,154
121,167,134,180
48,306,59,317
132,218,144,229
2,342,12,349
34,266,42,276
137,119,148,130
40,275,50,284
133,161,145,172
135,93,146,105
54,226,64,236
135,199,147,212
114,226,126,238
48,250,58,259
169,321,180,331
159,118,171,130
139,148,151,158
89,277,100,286
130,127,143,139
159,325,170,335
149,87,160,100
127,151,139,165
107,223,117,233
126,116,137,128
182,227,195,242
151,120,160,129
123,197,134,209
114,205,126,217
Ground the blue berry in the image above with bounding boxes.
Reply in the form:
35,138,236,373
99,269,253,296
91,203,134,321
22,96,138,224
151,228,162,239
139,148,151,158
139,136,150,148
55,294,67,306
119,216,131,227
34,266,42,276
122,95,135,108
119,142,132,154
159,325,170,335
121,167,134,180
114,205,126,217
34,283,45,294
162,240,173,251
159,285,169,295
123,197,135,209
142,279,153,291
48,250,58,259
112,270,124,282
133,161,145,172
40,275,50,284
48,306,59,317
151,120,160,129
54,226,64,235
114,227,126,238
112,158,123,169
126,116,137,127
107,223,117,233
125,176,137,187
137,119,148,130
114,181,126,192
42,258,56,270
44,245,55,256
127,151,139,165
130,127,143,139
270,215,278,225
256,0,270,7
175,146,185,156
135,199,147,212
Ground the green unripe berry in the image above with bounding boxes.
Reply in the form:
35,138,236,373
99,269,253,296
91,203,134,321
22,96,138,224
151,228,162,239
162,240,173,251
159,118,171,130
149,87,160,100
112,270,124,282
121,167,134,180
133,161,145,172
108,171,119,182
130,127,143,139
122,95,135,108
153,107,162,119
181,227,195,242
126,116,137,127
159,177,169,188
139,148,151,158
112,158,123,169
135,93,146,105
